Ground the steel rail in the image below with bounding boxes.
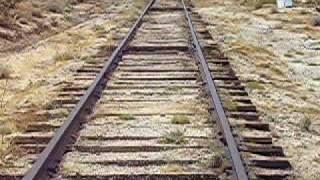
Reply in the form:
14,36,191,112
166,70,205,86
22,0,155,179
181,1,249,180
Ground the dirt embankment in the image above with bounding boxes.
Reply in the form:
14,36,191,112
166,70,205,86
0,0,111,52
193,0,320,179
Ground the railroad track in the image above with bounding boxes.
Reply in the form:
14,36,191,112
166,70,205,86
1,0,292,179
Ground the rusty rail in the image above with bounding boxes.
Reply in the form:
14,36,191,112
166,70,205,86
181,0,249,179
22,0,155,179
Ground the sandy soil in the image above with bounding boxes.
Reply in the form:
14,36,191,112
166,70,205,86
0,0,148,167
193,0,320,179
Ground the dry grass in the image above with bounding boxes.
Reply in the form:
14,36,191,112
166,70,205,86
171,115,190,124
1,0,41,23
0,0,18,30
94,24,106,32
53,50,76,62
223,99,238,111
0,140,20,167
0,0,80,43
246,81,265,90
167,86,182,92
94,24,107,37
0,0,150,168
0,80,9,110
300,115,312,131
159,130,187,144
160,164,184,173
0,126,11,143
201,153,224,169
119,114,135,121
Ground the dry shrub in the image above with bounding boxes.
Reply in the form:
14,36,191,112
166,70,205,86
0,0,19,27
15,1,34,19
15,1,43,19
46,0,67,13
0,66,11,79
47,4,63,13
242,0,276,9
270,6,279,13
70,0,83,5
31,8,43,18
0,0,41,30
0,124,24,167
0,0,19,12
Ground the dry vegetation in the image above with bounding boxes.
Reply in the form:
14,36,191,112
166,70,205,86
0,0,67,38
0,65,11,80
0,0,149,167
241,0,276,9
193,0,320,179
0,0,109,51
